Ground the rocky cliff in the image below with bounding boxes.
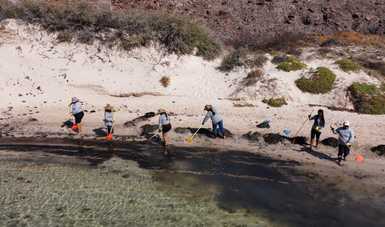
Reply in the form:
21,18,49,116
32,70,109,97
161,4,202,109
111,0,385,46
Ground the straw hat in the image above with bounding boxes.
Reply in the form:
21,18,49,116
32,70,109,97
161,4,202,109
105,104,113,111
158,108,166,114
204,105,212,111
72,97,79,103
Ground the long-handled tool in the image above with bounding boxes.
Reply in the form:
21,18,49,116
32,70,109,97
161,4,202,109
186,125,203,144
292,109,314,144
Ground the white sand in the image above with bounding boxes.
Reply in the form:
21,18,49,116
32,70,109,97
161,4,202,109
0,19,385,148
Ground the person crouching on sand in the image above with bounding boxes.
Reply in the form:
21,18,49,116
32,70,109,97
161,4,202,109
202,105,225,139
69,97,84,133
308,109,325,150
158,108,172,151
331,121,354,166
104,104,114,140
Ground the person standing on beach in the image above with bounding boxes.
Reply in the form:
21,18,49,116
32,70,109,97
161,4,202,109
331,121,354,165
158,108,172,154
104,104,114,140
202,105,225,139
308,109,325,150
69,97,84,133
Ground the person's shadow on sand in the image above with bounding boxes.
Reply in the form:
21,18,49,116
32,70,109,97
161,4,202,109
93,127,107,137
296,146,337,163
61,119,73,129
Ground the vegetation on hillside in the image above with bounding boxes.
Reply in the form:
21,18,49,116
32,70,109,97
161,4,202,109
218,49,268,72
276,56,307,72
263,97,287,107
348,82,385,115
0,0,220,59
335,59,361,73
295,67,336,94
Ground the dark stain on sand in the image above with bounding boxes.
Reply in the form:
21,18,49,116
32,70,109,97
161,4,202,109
0,137,384,227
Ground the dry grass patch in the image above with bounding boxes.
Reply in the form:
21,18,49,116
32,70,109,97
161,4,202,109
319,32,385,47
159,76,171,88
335,59,361,73
218,49,267,72
263,97,287,108
242,69,263,87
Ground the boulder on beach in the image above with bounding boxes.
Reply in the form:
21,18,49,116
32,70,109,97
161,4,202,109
242,131,262,142
371,145,385,156
140,124,159,136
174,127,233,138
263,133,284,144
174,127,191,134
290,136,308,145
321,137,339,148
124,112,156,127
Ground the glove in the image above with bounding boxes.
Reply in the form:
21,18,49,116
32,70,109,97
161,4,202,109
346,143,352,147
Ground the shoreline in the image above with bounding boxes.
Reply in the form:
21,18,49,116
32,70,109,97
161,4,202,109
0,136,385,226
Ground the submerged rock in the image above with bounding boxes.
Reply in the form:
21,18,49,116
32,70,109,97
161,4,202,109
371,145,385,156
321,137,339,148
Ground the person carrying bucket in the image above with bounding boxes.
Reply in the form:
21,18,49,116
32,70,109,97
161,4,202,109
202,105,225,139
331,121,354,166
158,108,172,154
104,104,114,141
69,97,84,133
308,109,325,150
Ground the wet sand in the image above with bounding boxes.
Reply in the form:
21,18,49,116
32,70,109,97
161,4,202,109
0,137,384,227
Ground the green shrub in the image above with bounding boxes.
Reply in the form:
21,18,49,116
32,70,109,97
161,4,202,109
0,0,220,59
263,97,287,107
276,56,307,72
335,59,361,73
348,82,385,114
295,67,336,94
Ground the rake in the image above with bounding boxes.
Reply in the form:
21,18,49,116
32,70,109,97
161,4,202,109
186,126,203,144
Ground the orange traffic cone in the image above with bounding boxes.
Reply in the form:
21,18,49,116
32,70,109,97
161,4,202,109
355,154,364,163
106,133,113,141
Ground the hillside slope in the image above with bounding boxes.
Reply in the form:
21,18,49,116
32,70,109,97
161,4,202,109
112,0,385,46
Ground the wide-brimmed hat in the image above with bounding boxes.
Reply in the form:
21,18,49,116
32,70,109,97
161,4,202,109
204,105,212,111
158,108,166,114
105,104,113,111
72,97,79,103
